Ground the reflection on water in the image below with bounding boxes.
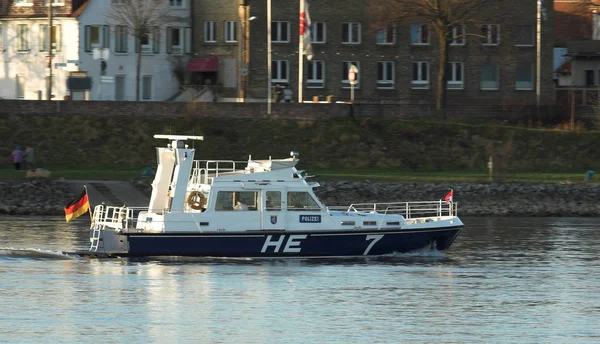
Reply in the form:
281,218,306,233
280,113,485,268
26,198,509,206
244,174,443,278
0,216,599,343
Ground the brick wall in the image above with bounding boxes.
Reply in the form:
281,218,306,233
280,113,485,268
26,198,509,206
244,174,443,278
1,99,593,125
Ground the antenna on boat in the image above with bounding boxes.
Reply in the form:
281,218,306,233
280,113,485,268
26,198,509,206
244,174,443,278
290,151,299,160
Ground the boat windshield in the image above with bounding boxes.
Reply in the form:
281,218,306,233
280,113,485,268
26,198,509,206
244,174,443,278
287,192,320,211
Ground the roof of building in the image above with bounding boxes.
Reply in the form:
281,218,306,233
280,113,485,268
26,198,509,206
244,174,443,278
554,1,593,44
71,0,90,17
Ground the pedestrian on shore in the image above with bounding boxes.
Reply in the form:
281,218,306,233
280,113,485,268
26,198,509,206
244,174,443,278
23,144,36,171
11,146,23,170
283,86,293,103
273,84,283,103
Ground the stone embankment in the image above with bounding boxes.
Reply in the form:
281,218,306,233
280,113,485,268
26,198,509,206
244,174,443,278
1,180,600,217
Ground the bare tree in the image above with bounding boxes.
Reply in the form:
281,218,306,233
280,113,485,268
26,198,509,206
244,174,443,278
106,0,168,101
369,0,503,118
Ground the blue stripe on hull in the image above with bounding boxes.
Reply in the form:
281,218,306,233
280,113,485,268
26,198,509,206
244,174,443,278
122,228,462,257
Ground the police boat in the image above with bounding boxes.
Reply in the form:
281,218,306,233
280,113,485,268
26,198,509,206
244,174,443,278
74,134,463,258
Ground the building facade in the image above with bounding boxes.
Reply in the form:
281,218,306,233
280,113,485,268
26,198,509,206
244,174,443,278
192,0,555,105
0,0,86,100
554,0,600,89
0,0,191,101
78,0,192,101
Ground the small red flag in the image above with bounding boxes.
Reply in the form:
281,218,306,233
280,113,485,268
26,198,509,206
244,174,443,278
444,189,453,203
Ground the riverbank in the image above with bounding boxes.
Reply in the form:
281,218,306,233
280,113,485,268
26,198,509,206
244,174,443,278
1,179,599,217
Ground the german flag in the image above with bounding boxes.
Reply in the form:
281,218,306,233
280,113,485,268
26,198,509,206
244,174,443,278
64,188,90,222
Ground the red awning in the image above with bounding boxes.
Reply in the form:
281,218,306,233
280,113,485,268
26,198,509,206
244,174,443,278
185,56,219,72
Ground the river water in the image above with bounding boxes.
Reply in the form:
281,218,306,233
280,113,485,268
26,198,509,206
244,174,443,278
0,216,599,344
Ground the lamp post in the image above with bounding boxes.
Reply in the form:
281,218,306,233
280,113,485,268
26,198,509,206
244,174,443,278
238,14,256,101
46,1,53,101
267,0,272,115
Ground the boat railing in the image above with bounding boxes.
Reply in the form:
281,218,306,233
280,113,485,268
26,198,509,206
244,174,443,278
91,204,137,231
342,200,458,219
190,160,248,186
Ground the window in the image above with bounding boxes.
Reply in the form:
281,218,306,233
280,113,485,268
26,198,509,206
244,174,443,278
169,0,184,7
451,25,465,46
410,24,429,45
16,75,25,99
216,191,258,211
287,192,320,211
411,61,429,88
44,0,64,5
84,25,109,52
40,24,61,52
204,21,216,42
377,61,395,88
594,13,600,40
142,75,152,100
447,62,464,89
307,60,325,88
167,27,187,54
480,62,499,90
140,31,151,52
515,63,534,90
481,24,500,45
17,24,29,52
376,25,395,45
271,60,289,83
115,75,126,101
265,191,281,211
342,61,359,87
224,21,237,42
15,0,33,6
342,22,361,44
115,25,127,53
272,21,290,42
515,25,534,46
311,22,325,43
586,70,596,86
138,27,159,54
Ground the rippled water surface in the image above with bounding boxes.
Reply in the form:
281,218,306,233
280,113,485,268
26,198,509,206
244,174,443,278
1,216,599,343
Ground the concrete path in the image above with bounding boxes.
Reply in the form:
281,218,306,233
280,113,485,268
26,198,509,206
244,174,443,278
66,180,150,209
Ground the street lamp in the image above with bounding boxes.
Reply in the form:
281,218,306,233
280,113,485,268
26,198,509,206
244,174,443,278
238,13,256,102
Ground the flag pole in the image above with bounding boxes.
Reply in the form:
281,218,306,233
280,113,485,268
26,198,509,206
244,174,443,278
84,184,93,223
298,0,304,103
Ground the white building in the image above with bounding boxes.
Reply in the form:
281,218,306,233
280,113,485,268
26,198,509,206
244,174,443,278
0,0,191,101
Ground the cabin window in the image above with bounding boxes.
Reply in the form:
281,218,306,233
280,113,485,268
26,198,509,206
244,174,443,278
215,191,258,211
287,192,320,211
265,191,282,211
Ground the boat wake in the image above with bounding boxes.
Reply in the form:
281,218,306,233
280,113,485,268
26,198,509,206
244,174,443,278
0,247,75,260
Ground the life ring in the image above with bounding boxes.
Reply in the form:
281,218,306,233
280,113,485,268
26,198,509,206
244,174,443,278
187,191,206,210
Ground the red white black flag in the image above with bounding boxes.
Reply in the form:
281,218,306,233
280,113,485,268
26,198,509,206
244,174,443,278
300,0,314,60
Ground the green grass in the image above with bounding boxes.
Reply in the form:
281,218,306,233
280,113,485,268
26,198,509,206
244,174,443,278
312,169,589,184
1,167,592,184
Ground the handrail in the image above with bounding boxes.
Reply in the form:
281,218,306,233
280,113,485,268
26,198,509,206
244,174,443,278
339,201,457,219
190,160,248,185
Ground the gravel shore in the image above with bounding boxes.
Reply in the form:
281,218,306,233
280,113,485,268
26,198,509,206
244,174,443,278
2,180,599,217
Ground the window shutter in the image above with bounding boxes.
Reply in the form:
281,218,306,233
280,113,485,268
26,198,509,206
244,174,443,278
135,36,138,53
56,25,61,52
103,25,110,49
39,24,46,52
153,27,160,54
185,27,192,54
85,25,91,52
166,27,172,54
